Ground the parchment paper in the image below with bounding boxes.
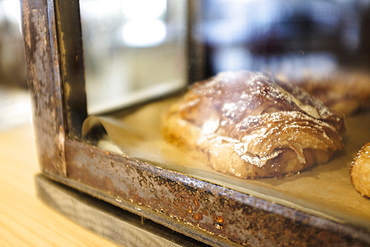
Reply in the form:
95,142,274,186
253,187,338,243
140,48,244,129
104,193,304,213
82,97,370,231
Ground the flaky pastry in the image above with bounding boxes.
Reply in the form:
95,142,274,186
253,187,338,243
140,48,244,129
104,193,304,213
162,71,345,178
350,143,370,198
278,69,370,116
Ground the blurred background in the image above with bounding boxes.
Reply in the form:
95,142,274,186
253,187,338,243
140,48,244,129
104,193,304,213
196,0,370,76
1,0,370,128
79,0,370,114
0,0,30,131
80,0,188,114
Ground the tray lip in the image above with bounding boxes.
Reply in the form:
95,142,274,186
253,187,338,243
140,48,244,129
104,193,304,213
89,101,370,233
35,173,212,247
44,137,370,246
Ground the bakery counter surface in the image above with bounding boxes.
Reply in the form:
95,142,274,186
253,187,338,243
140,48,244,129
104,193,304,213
0,124,118,247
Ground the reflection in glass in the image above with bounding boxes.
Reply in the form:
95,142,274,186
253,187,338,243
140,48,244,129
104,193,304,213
81,0,370,114
195,0,370,78
80,0,187,114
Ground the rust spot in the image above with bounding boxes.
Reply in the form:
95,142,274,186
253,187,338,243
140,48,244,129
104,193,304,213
216,216,224,223
193,198,200,211
193,213,203,221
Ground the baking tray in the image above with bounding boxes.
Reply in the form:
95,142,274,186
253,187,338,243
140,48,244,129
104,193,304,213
83,96,370,235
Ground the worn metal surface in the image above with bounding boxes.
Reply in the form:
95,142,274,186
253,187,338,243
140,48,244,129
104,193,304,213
21,0,87,175
35,174,209,247
58,139,369,247
53,0,87,140
21,0,67,176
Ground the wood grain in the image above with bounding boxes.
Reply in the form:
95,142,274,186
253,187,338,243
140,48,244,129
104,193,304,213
0,124,118,247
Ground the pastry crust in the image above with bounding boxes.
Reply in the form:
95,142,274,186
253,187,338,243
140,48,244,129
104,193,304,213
350,143,370,198
277,69,370,116
162,71,345,178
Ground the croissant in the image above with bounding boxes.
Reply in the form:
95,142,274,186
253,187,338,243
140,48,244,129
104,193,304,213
277,68,370,116
350,143,370,197
162,71,345,178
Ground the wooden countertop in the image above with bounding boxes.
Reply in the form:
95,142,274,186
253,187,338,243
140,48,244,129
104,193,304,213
0,123,118,247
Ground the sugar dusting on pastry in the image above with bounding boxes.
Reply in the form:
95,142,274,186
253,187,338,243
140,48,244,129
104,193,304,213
162,71,345,178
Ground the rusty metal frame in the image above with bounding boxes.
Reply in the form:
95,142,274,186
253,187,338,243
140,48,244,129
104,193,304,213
21,0,370,246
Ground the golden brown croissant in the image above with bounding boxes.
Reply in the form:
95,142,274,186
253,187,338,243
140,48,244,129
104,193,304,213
278,69,370,116
350,143,370,198
162,71,345,178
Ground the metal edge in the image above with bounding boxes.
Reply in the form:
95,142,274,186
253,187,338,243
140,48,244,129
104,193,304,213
35,173,210,247
59,138,370,246
21,0,67,176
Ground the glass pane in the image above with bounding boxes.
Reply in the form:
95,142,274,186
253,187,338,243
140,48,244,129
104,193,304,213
194,0,370,78
80,0,187,114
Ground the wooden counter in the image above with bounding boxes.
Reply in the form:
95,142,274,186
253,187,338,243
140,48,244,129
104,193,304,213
0,124,118,247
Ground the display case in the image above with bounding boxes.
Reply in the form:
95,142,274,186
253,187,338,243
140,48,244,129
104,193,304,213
21,0,370,246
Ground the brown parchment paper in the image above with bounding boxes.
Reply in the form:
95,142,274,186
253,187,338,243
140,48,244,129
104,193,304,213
83,97,370,231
